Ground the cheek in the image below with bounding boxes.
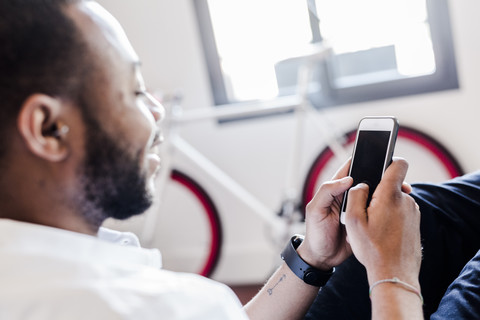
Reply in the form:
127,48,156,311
130,117,154,158
103,93,157,159
126,109,156,159
120,100,155,142
135,102,157,150
138,100,157,132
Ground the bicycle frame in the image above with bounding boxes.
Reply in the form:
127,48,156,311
139,44,349,247
142,98,324,246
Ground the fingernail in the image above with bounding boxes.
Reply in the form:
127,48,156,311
356,182,369,189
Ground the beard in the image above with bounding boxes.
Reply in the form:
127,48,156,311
76,109,153,228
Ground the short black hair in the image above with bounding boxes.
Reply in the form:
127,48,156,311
0,0,91,157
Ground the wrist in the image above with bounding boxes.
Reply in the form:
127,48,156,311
281,235,335,287
296,242,334,272
369,277,423,305
366,264,420,287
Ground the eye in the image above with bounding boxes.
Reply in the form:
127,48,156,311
135,90,164,111
135,91,151,111
135,90,151,105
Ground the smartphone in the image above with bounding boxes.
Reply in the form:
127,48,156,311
340,116,399,224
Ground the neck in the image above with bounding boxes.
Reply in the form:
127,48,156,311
0,213,99,236
0,160,99,236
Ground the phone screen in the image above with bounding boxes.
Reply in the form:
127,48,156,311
342,130,392,212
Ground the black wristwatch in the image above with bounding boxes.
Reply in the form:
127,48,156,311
281,235,335,287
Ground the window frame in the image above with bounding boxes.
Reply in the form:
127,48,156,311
193,0,458,108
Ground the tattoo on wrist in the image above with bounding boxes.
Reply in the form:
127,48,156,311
267,274,286,296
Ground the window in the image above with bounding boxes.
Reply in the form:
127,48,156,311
194,0,458,107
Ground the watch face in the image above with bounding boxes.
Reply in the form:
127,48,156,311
304,269,318,284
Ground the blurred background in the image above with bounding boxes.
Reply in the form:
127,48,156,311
97,0,479,296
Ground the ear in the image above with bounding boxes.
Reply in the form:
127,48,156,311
17,94,69,162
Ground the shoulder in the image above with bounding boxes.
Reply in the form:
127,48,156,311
1,268,248,320
411,170,480,196
411,170,480,203
86,270,249,319
125,270,248,318
410,171,480,233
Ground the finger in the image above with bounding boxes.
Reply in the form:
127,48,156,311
308,176,353,210
401,182,412,194
375,158,409,197
345,183,369,227
415,201,420,211
331,158,352,180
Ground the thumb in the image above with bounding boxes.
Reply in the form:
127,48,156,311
345,183,369,227
308,176,353,209
375,158,409,198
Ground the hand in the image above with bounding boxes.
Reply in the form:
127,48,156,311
344,158,422,285
297,159,353,271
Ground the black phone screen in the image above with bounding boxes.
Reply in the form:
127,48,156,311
342,130,392,211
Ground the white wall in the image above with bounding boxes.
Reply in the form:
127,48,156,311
98,0,480,284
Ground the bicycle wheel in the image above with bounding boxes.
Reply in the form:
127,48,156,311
156,169,222,277
301,126,464,213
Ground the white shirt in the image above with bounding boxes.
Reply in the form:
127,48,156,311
0,219,249,320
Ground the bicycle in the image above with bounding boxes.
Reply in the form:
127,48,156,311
105,46,464,280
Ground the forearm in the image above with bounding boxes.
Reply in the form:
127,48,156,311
243,166,353,320
244,262,320,320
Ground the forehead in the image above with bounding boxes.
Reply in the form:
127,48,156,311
66,1,139,73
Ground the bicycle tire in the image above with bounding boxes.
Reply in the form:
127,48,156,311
168,169,222,277
301,126,464,215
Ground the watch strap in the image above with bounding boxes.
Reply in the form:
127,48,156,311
281,235,335,287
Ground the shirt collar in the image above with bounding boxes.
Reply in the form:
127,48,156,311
0,218,162,269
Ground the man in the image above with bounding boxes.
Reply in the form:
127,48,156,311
0,0,422,319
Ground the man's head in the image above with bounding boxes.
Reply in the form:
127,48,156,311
0,0,164,234
0,0,90,155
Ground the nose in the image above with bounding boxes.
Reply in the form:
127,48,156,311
143,91,166,123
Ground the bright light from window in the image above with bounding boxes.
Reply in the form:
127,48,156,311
207,0,438,102
207,0,312,101
315,0,435,76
